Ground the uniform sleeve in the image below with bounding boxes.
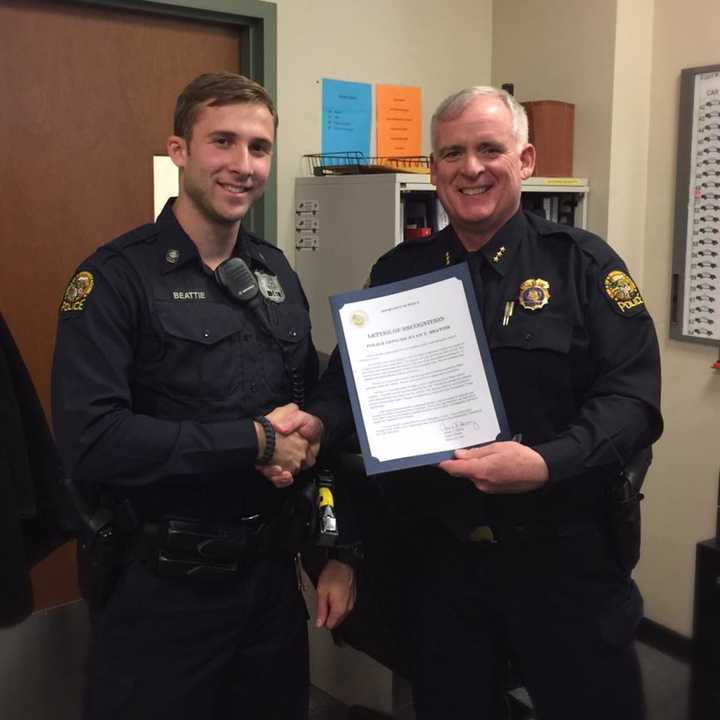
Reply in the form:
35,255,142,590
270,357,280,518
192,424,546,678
305,346,355,447
51,259,259,488
533,255,663,483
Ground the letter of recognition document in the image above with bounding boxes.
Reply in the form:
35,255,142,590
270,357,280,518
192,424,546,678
330,263,509,475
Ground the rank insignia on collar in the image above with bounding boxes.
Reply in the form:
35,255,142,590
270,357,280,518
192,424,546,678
603,270,645,314
61,271,94,312
518,278,550,311
255,271,285,303
492,246,507,263
165,249,180,264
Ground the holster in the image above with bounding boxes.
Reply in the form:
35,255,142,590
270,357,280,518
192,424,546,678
76,524,122,611
258,474,319,553
59,477,124,611
607,448,652,573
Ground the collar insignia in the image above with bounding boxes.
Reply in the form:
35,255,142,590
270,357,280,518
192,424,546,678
255,271,285,303
492,246,507,263
61,271,94,312
518,278,551,311
604,270,644,314
166,249,180,264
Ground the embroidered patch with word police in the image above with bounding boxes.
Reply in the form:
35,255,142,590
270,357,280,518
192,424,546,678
61,271,94,313
603,270,645,316
518,278,551,311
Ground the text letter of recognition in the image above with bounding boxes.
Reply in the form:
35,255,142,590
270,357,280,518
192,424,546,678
330,263,509,475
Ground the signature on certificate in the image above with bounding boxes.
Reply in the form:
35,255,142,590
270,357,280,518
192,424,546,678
441,418,480,441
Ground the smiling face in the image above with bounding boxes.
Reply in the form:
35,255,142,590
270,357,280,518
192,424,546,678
430,95,535,249
167,100,274,234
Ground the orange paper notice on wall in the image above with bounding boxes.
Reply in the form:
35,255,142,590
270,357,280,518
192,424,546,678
376,84,422,157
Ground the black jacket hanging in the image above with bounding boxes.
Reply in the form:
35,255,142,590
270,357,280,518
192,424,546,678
0,312,67,627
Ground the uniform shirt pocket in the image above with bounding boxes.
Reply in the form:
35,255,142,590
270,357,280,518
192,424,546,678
155,301,248,399
489,314,576,440
489,313,573,354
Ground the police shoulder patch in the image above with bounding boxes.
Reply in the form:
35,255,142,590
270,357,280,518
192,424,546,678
61,271,94,313
602,269,645,316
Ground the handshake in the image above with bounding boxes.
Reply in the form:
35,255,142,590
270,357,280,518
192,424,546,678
254,404,324,488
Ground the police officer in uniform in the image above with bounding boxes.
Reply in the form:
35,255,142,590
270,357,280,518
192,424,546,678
52,73,354,720
270,86,662,719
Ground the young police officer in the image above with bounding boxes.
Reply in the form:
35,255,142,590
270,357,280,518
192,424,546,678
52,73,354,720
271,87,663,719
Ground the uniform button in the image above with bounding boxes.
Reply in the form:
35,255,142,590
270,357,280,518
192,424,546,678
524,332,533,342
289,329,297,338
203,331,210,339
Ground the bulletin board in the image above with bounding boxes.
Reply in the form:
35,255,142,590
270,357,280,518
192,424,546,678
671,64,720,345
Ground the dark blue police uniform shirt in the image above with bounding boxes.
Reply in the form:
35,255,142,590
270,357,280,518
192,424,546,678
308,210,662,531
52,200,318,523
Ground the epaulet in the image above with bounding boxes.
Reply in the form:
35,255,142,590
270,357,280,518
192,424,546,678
94,223,158,259
107,223,158,249
84,223,157,270
525,212,616,266
245,230,282,254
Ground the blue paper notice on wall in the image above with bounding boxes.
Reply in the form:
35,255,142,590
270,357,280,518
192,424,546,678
322,79,372,158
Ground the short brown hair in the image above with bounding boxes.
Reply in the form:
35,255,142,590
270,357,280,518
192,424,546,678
174,72,278,140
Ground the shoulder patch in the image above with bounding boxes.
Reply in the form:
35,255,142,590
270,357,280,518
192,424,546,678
61,271,94,313
602,270,645,316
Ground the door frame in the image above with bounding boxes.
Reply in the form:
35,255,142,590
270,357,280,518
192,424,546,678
71,0,278,243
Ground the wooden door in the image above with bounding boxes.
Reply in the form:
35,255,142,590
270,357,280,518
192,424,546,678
0,0,245,610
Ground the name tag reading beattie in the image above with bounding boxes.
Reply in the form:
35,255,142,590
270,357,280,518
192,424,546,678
172,290,207,300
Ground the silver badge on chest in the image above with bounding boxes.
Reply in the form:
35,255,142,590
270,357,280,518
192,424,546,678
255,271,285,303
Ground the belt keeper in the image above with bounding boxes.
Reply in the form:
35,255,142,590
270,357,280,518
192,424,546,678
254,415,276,465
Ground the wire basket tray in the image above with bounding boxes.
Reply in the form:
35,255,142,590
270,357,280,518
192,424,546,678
304,152,430,177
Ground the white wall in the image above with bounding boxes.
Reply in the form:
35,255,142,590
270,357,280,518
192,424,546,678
269,0,493,258
606,0,654,284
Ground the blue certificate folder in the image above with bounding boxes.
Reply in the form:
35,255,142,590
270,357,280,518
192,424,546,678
330,263,510,476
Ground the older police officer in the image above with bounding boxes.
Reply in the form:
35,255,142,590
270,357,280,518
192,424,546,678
52,73,354,720
273,86,662,720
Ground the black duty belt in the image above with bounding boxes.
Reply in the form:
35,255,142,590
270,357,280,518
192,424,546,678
136,515,270,578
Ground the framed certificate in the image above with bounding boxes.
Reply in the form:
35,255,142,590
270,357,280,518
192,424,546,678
330,263,510,475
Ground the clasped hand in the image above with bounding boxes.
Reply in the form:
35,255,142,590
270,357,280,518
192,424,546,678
257,404,325,487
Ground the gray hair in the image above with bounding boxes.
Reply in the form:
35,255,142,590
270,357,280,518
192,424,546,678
431,86,529,152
